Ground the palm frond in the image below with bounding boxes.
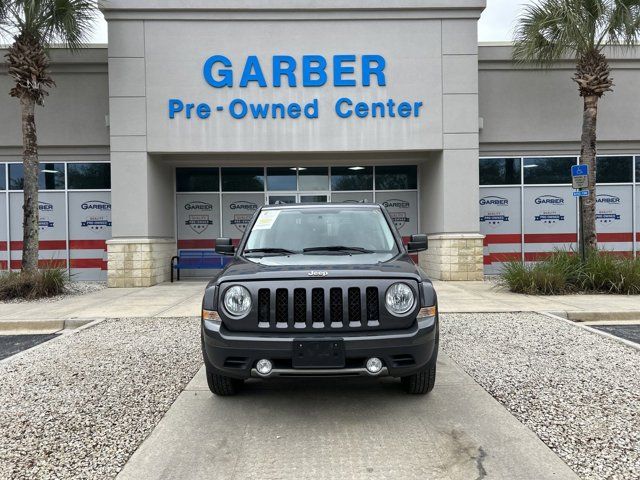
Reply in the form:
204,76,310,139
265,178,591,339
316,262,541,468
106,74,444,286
514,0,640,65
602,0,640,48
513,0,588,65
0,0,7,22
42,0,96,50
0,0,96,49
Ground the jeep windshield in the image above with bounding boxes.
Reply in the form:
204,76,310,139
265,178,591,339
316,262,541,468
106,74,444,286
242,206,399,265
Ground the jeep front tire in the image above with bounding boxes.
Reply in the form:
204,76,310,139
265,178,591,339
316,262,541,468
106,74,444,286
401,362,436,394
206,369,244,396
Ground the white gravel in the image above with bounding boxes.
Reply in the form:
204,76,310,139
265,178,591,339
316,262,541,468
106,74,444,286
0,317,201,480
441,312,640,480
1,281,107,304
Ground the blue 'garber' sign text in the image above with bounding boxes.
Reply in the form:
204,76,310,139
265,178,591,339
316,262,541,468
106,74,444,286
168,54,424,121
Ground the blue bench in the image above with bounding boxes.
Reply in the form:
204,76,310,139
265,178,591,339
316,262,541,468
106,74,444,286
170,250,230,282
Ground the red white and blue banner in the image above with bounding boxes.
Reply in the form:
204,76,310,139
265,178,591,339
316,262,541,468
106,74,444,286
481,185,635,274
176,193,220,251
479,187,521,275
68,192,111,281
9,192,67,270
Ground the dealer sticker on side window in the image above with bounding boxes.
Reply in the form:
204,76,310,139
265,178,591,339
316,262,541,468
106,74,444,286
253,210,281,230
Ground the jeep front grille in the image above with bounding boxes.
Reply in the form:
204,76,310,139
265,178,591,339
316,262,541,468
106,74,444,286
257,286,380,329
275,288,288,326
366,287,379,322
293,288,306,325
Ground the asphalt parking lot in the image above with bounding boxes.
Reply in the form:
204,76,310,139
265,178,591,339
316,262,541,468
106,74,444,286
591,324,640,344
0,334,58,361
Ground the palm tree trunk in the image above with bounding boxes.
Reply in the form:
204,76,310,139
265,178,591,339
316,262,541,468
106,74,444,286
20,95,40,274
579,94,598,252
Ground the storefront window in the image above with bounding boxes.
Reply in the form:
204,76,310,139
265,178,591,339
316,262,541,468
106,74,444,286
375,165,417,190
9,163,65,190
331,166,373,191
480,158,521,185
596,156,632,183
332,192,374,203
299,167,329,191
0,164,5,190
68,163,111,189
267,167,297,191
221,167,264,192
523,157,576,184
176,167,219,192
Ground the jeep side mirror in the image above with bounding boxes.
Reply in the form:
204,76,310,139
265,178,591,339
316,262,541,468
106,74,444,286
215,238,235,255
407,234,428,253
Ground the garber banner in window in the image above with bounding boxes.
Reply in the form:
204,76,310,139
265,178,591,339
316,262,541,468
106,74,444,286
222,193,263,239
9,192,67,269
376,192,418,238
523,187,577,261
69,191,112,280
596,186,633,254
479,187,522,275
176,194,220,250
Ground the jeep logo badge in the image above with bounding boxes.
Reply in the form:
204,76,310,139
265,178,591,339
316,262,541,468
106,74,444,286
308,271,328,277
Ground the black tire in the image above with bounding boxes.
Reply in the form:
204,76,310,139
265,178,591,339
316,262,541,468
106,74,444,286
401,315,439,394
401,362,436,394
201,335,243,396
206,368,244,396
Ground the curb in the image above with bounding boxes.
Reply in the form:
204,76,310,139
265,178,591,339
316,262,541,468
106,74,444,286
0,318,98,334
0,318,106,365
540,311,640,351
549,311,640,322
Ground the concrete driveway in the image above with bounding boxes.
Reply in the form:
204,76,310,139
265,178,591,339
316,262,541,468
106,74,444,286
116,355,578,480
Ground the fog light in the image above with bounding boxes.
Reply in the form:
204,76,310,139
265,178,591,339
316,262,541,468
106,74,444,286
366,357,383,374
256,359,273,375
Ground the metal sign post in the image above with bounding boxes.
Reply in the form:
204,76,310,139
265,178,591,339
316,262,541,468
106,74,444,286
571,164,590,262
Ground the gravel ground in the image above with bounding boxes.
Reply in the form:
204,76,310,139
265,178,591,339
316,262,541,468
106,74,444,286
441,312,640,480
1,281,107,304
0,317,201,480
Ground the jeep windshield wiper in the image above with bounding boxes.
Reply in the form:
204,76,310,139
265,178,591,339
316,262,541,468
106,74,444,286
302,245,374,254
243,248,297,255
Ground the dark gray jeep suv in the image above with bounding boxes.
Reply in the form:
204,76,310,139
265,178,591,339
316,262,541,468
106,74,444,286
201,203,438,395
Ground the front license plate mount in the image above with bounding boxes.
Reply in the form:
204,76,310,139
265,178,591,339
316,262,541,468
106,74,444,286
292,339,345,368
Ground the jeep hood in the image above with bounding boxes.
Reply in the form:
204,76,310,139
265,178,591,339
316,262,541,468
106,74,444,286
213,254,426,284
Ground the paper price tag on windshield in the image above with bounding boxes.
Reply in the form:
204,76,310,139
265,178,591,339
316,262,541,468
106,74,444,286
253,210,280,230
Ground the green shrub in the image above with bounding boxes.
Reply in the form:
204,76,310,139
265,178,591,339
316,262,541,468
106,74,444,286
0,268,68,300
498,250,640,295
498,254,575,295
579,252,621,293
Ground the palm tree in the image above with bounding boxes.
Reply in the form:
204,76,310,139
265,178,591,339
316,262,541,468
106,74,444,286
513,0,640,251
0,0,95,274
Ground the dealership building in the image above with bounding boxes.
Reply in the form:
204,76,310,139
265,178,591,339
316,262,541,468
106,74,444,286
0,0,639,286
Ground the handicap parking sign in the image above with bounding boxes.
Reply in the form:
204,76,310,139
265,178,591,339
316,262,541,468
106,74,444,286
571,164,588,177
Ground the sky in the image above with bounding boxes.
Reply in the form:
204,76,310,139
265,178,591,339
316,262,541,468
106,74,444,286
87,1,532,44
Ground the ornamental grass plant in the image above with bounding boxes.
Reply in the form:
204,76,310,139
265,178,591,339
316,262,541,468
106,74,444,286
498,250,640,295
0,268,68,300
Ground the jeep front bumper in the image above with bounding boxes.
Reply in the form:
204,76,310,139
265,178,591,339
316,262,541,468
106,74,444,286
201,315,438,379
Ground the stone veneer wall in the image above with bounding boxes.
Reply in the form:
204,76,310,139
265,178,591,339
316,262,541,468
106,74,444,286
106,238,176,287
419,234,485,281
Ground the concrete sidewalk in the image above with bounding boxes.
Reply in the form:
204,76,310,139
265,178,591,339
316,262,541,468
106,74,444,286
434,280,640,313
0,281,205,332
3,279,640,332
116,355,579,480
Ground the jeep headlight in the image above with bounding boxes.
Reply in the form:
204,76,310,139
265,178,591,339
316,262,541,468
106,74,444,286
385,282,415,316
223,285,252,318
